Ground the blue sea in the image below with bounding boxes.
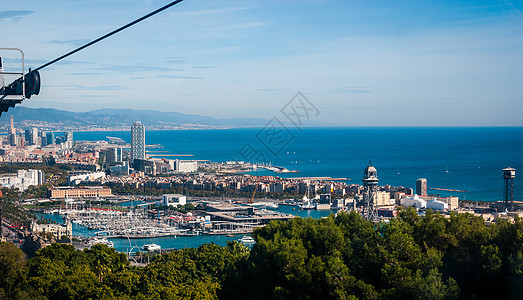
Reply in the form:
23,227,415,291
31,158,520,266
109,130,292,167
75,127,523,203
42,127,523,252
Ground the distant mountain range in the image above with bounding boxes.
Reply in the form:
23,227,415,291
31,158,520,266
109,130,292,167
0,107,269,131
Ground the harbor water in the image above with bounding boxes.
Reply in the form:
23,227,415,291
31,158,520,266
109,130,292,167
37,206,337,253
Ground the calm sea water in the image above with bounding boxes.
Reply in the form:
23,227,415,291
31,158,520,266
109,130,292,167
75,127,523,202
39,127,523,252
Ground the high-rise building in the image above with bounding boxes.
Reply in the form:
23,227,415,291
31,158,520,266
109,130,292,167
362,162,379,221
46,132,55,145
40,131,47,146
64,131,73,148
9,132,16,146
131,121,145,163
106,147,123,166
416,178,427,196
10,115,14,135
65,131,73,142
9,116,16,146
18,132,25,146
25,129,32,143
25,128,39,146
31,128,39,145
9,133,16,146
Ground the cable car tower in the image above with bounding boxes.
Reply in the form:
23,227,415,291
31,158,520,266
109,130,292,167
0,48,41,114
362,161,379,221
503,167,516,211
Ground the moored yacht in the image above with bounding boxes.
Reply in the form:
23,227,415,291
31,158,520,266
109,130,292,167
142,244,161,251
87,238,114,248
239,235,255,244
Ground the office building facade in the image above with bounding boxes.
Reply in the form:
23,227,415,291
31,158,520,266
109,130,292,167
106,147,123,166
46,132,55,145
416,178,428,196
131,121,146,162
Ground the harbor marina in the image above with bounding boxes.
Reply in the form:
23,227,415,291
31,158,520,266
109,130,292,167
37,199,334,253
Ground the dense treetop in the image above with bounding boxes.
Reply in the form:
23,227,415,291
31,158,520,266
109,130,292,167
0,209,521,299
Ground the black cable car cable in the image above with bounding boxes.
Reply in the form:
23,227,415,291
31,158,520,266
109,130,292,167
34,0,185,72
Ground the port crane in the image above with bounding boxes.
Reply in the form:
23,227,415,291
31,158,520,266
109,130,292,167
0,0,185,116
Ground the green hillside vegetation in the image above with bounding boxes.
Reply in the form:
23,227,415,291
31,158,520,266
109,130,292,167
0,209,521,299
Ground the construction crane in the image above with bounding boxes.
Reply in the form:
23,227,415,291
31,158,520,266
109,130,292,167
248,183,257,204
0,0,185,115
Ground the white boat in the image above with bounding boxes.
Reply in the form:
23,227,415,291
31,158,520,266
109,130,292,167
298,201,316,210
282,199,297,206
299,186,316,210
264,202,279,210
250,202,279,209
142,244,161,251
87,238,114,248
239,235,255,244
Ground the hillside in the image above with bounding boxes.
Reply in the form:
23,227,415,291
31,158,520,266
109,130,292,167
0,107,268,130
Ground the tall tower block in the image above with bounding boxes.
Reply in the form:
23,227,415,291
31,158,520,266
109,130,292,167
131,121,146,163
362,161,379,221
9,115,14,134
416,178,427,196
503,167,516,211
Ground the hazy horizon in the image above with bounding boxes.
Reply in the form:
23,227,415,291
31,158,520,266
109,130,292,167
4,106,522,129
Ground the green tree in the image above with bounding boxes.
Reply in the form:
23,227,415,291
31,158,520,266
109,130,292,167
0,242,29,299
140,250,220,299
84,244,128,282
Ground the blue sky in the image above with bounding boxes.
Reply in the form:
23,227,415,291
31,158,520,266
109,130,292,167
1,0,522,125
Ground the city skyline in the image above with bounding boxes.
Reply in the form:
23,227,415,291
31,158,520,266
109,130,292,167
0,0,522,126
